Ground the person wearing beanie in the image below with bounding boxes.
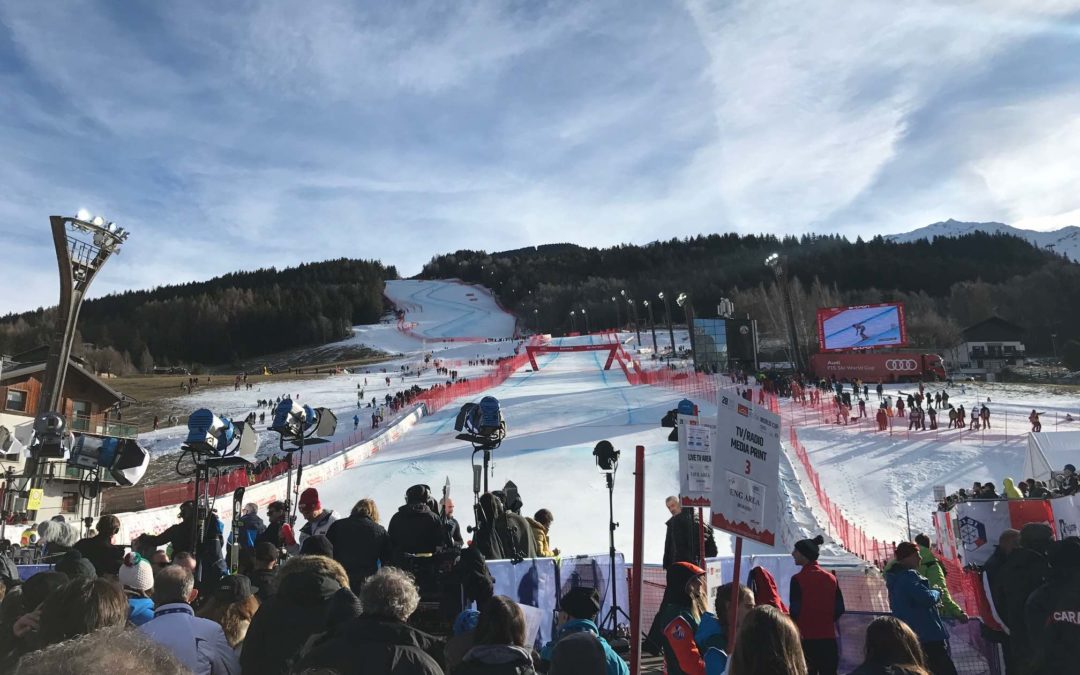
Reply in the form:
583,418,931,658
789,534,845,675
540,586,629,675
54,550,97,580
299,534,334,558
297,488,337,547
646,562,708,675
886,541,957,675
997,522,1053,673
118,552,156,626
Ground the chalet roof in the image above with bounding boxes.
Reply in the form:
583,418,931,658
0,359,132,404
961,316,1025,343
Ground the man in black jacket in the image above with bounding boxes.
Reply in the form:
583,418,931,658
388,485,446,561
662,496,717,569
295,566,444,674
998,523,1052,674
73,514,125,577
134,501,227,586
327,498,392,593
1026,538,1080,675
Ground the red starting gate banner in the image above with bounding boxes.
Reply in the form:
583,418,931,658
526,343,620,371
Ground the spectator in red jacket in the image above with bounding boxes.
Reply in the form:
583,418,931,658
789,535,845,675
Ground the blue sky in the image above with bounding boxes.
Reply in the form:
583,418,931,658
2,1,1079,314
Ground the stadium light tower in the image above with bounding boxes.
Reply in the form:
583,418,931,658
642,299,659,355
26,212,131,501
569,310,577,334
580,308,590,334
610,296,621,332
765,252,804,372
658,291,676,359
676,292,696,370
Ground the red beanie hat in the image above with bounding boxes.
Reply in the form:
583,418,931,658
299,487,320,510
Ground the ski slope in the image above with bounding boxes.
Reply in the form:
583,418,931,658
387,279,517,340
308,335,797,563
788,381,1080,541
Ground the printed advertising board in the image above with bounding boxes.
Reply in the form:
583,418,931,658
711,395,781,545
816,303,907,352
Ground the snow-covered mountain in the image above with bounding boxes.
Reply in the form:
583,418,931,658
887,219,1080,262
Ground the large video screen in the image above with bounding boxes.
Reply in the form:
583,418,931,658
816,303,907,352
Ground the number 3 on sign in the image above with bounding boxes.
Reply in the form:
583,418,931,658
744,460,751,475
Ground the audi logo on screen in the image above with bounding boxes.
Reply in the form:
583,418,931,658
885,359,918,371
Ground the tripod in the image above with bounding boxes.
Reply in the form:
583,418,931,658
598,468,631,636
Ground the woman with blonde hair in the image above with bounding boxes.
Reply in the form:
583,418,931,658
198,575,261,651
326,497,391,593
727,605,807,675
849,616,929,675
646,562,710,675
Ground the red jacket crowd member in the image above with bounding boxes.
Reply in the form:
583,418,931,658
789,535,846,675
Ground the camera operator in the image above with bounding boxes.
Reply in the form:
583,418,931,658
492,488,538,559
388,485,447,597
135,501,227,587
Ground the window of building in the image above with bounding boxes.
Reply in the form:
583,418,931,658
71,400,92,431
4,389,27,412
61,492,79,513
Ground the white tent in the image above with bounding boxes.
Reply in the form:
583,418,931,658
1023,431,1080,482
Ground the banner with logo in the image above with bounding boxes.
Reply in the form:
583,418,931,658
1050,495,1080,539
710,394,781,546
952,499,1056,566
679,415,717,507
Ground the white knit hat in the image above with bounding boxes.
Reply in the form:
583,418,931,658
118,552,154,591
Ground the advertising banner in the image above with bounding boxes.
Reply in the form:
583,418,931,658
711,395,781,546
816,303,907,352
679,415,717,507
951,499,1056,566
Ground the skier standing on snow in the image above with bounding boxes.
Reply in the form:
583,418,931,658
981,405,991,429
876,382,884,402
1030,410,1042,432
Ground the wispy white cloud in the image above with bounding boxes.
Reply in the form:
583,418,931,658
0,1,1078,314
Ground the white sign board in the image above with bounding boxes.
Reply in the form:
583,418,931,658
711,394,781,546
679,415,717,507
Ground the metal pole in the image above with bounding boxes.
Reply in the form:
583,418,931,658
727,536,744,653
629,445,645,675
645,302,658,355
661,294,676,359
906,501,912,541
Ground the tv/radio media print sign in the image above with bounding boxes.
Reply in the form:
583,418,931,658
711,394,781,546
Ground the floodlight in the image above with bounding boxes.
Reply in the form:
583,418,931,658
31,412,71,459
91,215,105,226
676,292,688,307
270,398,338,445
76,209,92,222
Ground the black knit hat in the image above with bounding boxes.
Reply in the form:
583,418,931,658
299,534,334,558
561,586,601,619
794,535,825,562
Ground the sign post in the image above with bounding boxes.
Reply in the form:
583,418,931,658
678,413,716,567
710,394,782,652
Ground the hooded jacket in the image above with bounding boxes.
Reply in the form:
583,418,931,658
388,503,446,561
239,512,266,549
539,619,628,675
326,514,392,593
646,563,706,675
453,644,537,675
1003,478,1023,499
240,554,361,675
526,517,554,558
885,565,948,643
295,613,445,675
916,545,965,619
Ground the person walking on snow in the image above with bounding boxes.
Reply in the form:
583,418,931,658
886,541,959,675
876,382,884,402
1030,409,1042,432
913,534,968,623
790,535,845,675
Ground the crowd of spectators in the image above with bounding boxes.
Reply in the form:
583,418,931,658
937,464,1079,511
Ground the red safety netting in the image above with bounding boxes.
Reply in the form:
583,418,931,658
135,337,546,511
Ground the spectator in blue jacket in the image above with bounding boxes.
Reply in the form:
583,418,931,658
540,586,628,675
695,582,754,675
886,541,958,675
238,503,266,550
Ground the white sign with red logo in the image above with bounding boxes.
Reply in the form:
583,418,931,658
711,394,781,546
679,415,717,507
